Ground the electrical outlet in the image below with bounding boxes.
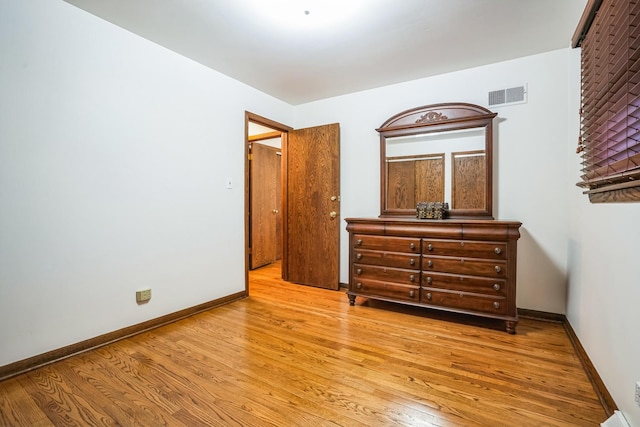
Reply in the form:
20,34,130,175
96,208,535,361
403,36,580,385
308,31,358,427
136,288,152,303
635,381,640,407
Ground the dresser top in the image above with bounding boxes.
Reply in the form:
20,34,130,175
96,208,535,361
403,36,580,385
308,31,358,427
345,217,521,241
345,217,521,226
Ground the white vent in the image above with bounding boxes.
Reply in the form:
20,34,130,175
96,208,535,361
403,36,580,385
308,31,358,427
488,85,527,107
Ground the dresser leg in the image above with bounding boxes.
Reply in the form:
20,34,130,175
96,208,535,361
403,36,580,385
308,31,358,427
348,294,356,306
506,321,517,334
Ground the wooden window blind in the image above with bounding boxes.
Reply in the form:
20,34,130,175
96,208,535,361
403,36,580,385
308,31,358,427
573,0,640,202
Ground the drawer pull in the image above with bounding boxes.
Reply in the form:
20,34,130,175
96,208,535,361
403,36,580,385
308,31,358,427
409,290,415,298
356,268,362,275
356,239,363,246
356,282,362,289
356,253,362,260
409,274,415,282
493,283,501,291
426,276,432,285
427,260,433,268
426,292,432,300
493,301,500,309
494,247,502,255
409,258,416,266
410,242,416,250
427,243,433,252
494,266,502,273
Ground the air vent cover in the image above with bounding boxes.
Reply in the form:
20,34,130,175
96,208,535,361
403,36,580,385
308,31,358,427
488,85,527,107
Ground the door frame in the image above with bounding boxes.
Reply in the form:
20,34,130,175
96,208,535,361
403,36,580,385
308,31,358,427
244,112,292,294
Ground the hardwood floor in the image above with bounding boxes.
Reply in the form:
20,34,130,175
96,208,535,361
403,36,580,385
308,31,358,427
0,262,607,426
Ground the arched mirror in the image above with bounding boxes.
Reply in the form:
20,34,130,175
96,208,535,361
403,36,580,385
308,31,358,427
378,103,497,219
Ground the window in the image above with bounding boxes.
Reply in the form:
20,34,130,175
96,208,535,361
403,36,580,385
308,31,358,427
573,0,640,202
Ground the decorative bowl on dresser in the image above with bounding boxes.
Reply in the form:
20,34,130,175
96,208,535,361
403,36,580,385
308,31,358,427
347,102,522,333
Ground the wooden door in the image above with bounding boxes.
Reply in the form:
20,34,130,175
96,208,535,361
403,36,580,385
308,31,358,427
283,123,340,290
250,143,281,269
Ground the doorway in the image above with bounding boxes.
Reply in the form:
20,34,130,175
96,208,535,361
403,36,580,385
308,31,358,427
248,125,283,269
245,112,341,293
246,113,290,289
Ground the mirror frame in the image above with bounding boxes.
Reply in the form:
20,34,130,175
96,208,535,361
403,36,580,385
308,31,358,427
378,102,497,219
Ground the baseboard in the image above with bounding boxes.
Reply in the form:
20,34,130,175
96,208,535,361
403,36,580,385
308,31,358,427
518,307,618,418
562,317,618,417
517,308,565,323
0,291,247,382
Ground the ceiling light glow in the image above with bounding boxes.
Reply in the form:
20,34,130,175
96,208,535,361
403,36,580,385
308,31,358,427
252,0,364,30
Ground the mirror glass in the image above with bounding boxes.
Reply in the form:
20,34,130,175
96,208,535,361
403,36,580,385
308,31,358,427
385,127,486,211
378,103,496,219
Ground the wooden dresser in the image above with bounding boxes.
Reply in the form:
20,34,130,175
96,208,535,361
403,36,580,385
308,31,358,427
346,217,522,333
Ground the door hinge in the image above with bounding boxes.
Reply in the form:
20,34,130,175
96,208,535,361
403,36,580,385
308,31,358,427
248,153,253,160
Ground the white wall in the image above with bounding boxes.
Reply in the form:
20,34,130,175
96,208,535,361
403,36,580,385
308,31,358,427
568,199,640,426
0,0,293,366
295,49,574,314
565,51,640,426
295,47,640,425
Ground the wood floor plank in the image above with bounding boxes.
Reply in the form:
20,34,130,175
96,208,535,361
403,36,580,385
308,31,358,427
208,290,604,418
129,331,354,426
181,310,490,425
153,327,392,426
107,342,266,427
0,261,608,426
0,377,52,426
63,351,186,426
20,367,114,426
236,300,600,422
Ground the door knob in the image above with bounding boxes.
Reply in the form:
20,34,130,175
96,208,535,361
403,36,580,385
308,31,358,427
330,211,337,218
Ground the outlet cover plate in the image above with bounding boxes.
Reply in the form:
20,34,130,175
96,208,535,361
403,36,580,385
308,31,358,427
136,288,152,303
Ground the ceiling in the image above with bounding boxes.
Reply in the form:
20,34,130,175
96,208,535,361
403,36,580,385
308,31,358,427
63,0,587,105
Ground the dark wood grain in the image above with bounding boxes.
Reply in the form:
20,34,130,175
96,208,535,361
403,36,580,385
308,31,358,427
0,262,609,426
386,155,445,210
387,160,415,209
415,155,445,203
378,103,496,219
285,123,340,289
452,151,485,210
250,142,281,269
587,185,640,203
347,218,520,333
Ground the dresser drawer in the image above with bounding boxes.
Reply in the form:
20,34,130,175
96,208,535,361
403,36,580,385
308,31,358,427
353,249,420,269
353,264,419,285
423,239,507,259
346,217,521,334
353,234,420,253
422,255,507,277
351,278,419,302
421,289,508,315
422,272,507,296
